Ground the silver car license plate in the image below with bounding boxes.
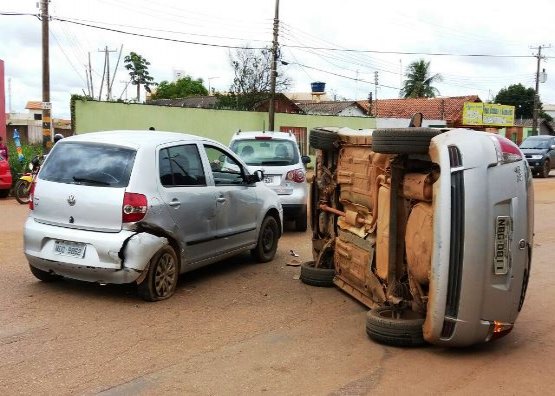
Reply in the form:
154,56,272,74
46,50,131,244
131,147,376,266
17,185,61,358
494,216,511,275
54,240,86,258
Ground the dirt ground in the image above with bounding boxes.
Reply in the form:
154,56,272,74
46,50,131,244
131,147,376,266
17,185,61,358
1,177,555,395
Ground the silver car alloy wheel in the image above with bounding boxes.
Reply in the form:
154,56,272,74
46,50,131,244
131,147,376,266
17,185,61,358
154,252,177,298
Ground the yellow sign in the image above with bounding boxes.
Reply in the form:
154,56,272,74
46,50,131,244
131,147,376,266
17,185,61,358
483,104,514,126
462,102,515,126
462,102,483,125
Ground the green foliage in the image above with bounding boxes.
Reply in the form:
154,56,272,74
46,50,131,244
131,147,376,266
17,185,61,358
151,76,208,99
7,141,43,183
494,83,552,121
400,59,442,98
124,52,156,101
225,47,290,111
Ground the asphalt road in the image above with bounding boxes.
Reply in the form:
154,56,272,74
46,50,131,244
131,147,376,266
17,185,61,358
1,178,554,395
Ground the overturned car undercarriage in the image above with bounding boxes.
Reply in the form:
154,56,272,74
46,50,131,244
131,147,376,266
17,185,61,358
304,127,439,346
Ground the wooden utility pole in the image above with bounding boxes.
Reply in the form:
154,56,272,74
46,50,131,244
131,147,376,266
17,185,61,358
40,0,51,150
268,0,280,131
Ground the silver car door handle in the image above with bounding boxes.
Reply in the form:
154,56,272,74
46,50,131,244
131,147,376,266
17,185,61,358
217,197,226,203
168,199,181,207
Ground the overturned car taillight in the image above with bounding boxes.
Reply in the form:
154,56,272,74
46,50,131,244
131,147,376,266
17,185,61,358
122,192,148,223
486,321,514,342
489,135,523,165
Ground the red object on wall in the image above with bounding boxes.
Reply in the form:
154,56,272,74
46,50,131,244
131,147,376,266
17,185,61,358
0,59,5,141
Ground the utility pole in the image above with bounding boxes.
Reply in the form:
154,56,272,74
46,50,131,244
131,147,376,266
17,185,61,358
40,0,51,150
88,52,94,98
374,71,379,118
531,44,551,135
109,45,124,96
268,0,280,131
99,46,117,100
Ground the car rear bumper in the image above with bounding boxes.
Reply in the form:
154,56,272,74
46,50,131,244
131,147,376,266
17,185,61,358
24,217,168,284
424,131,533,346
0,173,12,189
282,203,307,219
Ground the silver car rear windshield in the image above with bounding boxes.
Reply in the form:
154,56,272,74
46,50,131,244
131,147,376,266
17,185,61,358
230,139,299,166
39,142,136,187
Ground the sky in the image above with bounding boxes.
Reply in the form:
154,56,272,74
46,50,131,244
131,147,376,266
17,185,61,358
1,0,555,119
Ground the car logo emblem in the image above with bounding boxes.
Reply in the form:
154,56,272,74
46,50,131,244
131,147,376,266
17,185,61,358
67,195,76,206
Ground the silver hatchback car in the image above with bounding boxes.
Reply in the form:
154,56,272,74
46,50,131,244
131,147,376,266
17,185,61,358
24,131,283,301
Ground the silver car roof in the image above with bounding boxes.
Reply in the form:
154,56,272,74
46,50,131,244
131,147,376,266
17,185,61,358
60,130,218,150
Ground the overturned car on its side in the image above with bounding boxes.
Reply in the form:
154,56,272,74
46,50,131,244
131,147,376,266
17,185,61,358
301,124,533,347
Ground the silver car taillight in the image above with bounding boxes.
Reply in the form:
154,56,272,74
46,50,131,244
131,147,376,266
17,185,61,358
122,192,148,223
489,135,523,165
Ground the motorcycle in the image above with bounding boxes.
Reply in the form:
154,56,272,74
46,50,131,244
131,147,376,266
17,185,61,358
15,155,42,205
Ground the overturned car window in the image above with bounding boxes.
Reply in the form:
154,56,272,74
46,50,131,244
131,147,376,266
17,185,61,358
39,142,136,187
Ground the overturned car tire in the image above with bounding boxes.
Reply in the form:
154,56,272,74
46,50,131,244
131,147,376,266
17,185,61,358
300,260,335,287
372,128,442,155
309,128,340,151
365,306,425,347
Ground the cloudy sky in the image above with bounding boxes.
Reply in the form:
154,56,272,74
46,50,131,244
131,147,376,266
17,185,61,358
1,0,555,119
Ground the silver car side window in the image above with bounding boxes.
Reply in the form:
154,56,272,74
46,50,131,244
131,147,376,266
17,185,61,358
159,144,206,187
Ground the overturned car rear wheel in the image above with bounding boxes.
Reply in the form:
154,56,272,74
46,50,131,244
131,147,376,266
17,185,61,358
365,306,425,347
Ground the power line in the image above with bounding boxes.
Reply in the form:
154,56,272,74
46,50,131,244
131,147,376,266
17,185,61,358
283,60,399,90
53,17,269,50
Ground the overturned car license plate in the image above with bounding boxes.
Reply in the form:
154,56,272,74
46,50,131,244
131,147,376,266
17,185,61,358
494,216,512,275
54,240,86,258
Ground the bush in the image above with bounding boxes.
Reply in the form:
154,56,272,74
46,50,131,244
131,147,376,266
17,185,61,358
7,141,44,185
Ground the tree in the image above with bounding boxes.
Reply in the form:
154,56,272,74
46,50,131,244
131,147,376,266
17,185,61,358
124,52,156,102
219,47,291,110
400,59,442,98
150,76,208,99
494,83,552,121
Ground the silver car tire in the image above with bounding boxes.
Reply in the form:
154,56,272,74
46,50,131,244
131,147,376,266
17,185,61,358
29,264,61,282
251,216,279,263
138,245,179,302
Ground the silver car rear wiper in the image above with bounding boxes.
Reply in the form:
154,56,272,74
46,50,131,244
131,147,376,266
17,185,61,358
72,176,110,186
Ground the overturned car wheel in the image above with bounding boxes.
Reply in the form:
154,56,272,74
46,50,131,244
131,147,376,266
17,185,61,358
372,128,442,155
309,128,340,151
300,260,335,287
365,306,425,347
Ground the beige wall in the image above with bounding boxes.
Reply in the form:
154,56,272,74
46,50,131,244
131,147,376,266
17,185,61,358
75,100,375,147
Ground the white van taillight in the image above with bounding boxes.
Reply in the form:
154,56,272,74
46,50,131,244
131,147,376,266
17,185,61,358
286,168,305,183
122,192,148,223
29,182,36,210
490,135,523,165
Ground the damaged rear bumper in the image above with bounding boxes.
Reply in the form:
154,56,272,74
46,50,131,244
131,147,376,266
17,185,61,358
24,217,168,284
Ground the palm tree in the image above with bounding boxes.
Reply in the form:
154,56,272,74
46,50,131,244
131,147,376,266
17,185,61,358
400,59,442,98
